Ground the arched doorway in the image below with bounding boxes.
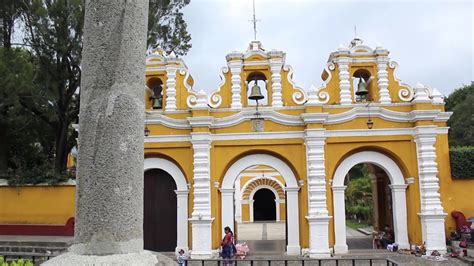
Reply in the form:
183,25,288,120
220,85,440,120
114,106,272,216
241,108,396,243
344,163,393,250
331,151,409,254
220,154,300,255
144,169,177,251
143,157,189,252
252,188,277,221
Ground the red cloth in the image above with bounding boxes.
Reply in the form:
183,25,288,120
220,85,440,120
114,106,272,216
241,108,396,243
451,211,472,232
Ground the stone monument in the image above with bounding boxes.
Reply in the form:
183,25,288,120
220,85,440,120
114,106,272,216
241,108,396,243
44,1,157,265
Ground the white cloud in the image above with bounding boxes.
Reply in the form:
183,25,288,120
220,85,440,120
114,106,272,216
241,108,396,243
182,0,473,96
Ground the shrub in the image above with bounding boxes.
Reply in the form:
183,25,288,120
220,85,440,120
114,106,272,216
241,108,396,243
450,146,474,179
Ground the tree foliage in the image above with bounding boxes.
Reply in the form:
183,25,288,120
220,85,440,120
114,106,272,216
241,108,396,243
345,164,373,222
445,83,474,147
148,0,191,55
0,0,192,184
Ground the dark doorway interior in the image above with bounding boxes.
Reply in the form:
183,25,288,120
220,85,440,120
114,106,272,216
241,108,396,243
253,188,276,221
144,169,177,251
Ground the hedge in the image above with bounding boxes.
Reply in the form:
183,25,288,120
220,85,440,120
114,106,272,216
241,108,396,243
450,146,474,179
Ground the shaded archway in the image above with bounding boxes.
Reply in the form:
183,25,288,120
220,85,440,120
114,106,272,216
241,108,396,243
144,169,177,251
144,157,189,252
253,188,276,221
331,151,409,253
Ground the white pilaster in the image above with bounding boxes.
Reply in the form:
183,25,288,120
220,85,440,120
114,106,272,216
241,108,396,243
249,200,254,222
304,129,331,257
270,58,283,107
220,188,235,235
275,199,280,222
228,60,243,110
165,64,177,111
286,187,301,255
175,190,189,252
414,126,447,253
336,55,352,105
234,179,242,223
332,186,348,254
190,132,213,258
388,184,410,249
376,53,391,104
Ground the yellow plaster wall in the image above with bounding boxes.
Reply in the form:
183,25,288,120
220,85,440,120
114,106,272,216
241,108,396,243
436,134,474,236
0,186,75,225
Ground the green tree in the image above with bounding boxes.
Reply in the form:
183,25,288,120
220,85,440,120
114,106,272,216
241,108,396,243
0,0,192,183
445,83,474,146
345,164,373,222
148,0,192,55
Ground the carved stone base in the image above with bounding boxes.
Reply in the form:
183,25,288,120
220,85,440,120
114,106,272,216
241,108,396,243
42,251,158,266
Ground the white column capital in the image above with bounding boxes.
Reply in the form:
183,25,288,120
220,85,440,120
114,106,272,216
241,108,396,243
331,185,347,192
175,190,189,196
219,188,235,194
388,184,408,191
286,187,300,193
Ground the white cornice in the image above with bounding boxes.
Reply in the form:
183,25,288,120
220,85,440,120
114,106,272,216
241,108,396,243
145,107,451,130
144,126,450,144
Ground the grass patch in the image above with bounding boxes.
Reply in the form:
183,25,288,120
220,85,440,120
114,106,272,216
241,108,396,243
346,219,370,230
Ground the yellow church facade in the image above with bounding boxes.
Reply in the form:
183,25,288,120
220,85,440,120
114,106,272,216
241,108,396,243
141,38,454,258
2,38,472,259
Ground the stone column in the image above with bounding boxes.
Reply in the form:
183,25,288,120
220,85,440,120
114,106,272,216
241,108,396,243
414,126,447,253
228,59,243,109
190,132,213,258
165,64,177,111
375,51,391,104
45,1,156,264
176,190,189,252
270,56,283,107
332,186,348,254
286,187,301,255
304,129,331,258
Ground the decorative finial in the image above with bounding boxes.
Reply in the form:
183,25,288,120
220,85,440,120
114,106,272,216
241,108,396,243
250,0,261,40
354,25,357,38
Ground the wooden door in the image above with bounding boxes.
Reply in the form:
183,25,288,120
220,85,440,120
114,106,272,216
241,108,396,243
144,169,177,251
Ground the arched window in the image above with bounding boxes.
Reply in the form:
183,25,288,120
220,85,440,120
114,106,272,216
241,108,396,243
352,69,372,103
147,78,163,109
246,72,268,106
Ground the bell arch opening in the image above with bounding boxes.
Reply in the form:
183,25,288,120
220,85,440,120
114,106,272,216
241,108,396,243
147,78,163,109
246,72,268,106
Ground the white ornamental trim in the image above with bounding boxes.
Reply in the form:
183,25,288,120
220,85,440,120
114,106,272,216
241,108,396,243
304,129,329,217
270,58,283,107
208,67,229,108
165,65,178,111
283,65,307,105
229,61,243,109
388,61,414,102
336,57,352,105
190,133,212,220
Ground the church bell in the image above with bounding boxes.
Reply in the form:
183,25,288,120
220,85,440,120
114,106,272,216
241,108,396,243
248,80,264,101
151,95,162,109
355,78,368,96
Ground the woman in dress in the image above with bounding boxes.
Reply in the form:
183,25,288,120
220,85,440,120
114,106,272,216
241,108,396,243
221,226,235,265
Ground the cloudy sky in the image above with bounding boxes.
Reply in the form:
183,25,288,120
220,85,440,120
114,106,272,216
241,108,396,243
180,0,473,96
